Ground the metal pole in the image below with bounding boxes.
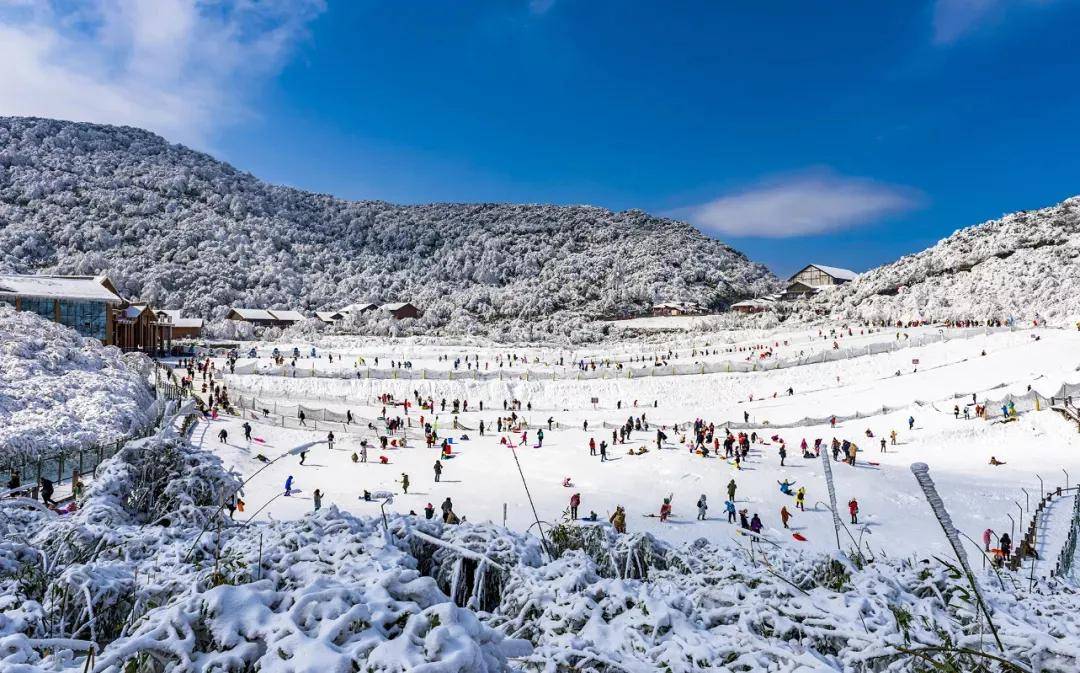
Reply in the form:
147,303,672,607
1021,488,1030,512
509,445,553,559
1037,474,1044,500
1006,513,1015,540
1064,468,1070,491
1015,501,1023,536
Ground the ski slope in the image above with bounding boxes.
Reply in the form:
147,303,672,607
189,325,1080,578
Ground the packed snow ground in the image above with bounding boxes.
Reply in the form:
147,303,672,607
191,325,1080,579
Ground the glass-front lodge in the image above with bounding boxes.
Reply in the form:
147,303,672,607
0,274,174,353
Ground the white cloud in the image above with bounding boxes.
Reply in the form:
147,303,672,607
932,0,1002,44
528,0,557,15
678,171,923,239
0,0,324,148
931,0,1054,45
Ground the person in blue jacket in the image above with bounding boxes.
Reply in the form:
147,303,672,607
285,475,294,496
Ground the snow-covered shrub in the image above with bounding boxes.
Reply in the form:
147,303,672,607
0,305,156,460
403,520,544,612
0,423,531,672
76,432,240,528
203,319,255,341
490,543,1080,672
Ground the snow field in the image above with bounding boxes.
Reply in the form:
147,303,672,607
198,326,1080,572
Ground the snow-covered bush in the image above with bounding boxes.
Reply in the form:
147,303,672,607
203,318,255,341
0,305,156,460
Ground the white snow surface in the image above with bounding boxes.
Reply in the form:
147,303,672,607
187,325,1080,568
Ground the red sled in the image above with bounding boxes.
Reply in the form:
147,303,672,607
254,438,266,444
792,532,808,542
867,461,880,466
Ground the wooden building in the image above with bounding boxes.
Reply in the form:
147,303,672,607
318,303,381,324
730,297,777,314
113,303,173,353
156,309,203,339
316,310,345,324
227,307,305,327
381,302,421,320
782,264,858,300
650,301,706,317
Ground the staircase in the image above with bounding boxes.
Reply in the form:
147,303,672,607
1050,396,1080,432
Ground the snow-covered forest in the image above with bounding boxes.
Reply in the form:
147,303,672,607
0,306,156,460
0,117,780,341
810,196,1080,325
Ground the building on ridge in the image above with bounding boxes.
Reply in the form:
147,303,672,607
782,264,858,301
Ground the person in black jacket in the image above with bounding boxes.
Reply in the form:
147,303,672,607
40,477,55,506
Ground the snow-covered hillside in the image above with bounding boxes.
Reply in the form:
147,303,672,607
0,117,780,341
814,196,1080,325
0,305,155,459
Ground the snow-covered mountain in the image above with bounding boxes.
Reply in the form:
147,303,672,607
0,117,780,341
815,196,1080,325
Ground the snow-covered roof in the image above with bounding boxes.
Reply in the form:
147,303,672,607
381,303,410,311
798,264,859,281
268,309,305,322
316,311,342,323
342,302,377,313
230,307,275,321
155,309,201,328
731,297,776,309
0,274,123,303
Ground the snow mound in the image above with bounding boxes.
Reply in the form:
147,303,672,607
814,196,1080,325
0,304,156,460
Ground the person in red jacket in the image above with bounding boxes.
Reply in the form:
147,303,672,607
659,497,672,522
569,493,581,519
848,498,859,524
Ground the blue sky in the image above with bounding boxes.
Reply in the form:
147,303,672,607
2,1,1080,276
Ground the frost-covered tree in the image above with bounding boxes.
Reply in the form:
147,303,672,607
0,117,782,343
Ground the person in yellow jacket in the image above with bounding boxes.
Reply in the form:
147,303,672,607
609,505,627,533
